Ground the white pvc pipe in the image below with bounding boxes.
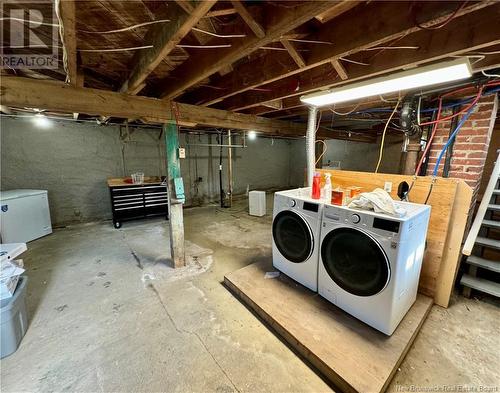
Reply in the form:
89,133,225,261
306,106,318,187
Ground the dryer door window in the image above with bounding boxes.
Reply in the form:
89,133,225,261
321,228,390,296
273,211,313,263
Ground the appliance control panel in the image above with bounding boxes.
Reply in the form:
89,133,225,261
323,205,402,239
351,213,361,224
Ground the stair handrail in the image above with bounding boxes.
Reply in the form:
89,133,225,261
463,150,500,256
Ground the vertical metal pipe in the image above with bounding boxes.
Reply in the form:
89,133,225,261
227,130,233,207
306,106,318,187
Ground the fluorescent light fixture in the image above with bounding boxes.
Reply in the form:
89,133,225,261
33,113,51,128
300,59,472,107
247,130,257,140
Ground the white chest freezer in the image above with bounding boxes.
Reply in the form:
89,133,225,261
0,190,52,243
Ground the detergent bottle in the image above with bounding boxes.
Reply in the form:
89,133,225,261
312,172,321,199
322,172,332,203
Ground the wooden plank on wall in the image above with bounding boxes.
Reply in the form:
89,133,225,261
435,181,473,307
317,169,472,307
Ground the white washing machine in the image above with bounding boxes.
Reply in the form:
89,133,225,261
272,188,323,291
318,201,431,335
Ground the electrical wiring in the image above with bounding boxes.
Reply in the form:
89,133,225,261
78,19,170,34
314,111,323,134
424,180,435,204
379,93,402,103
329,103,360,116
54,0,69,83
364,46,420,51
260,46,308,52
432,101,477,177
414,97,443,176
338,57,369,66
375,99,401,173
413,1,467,31
0,16,59,27
79,45,153,52
315,140,328,166
419,86,483,126
482,70,500,78
177,44,232,49
287,38,333,45
191,27,246,38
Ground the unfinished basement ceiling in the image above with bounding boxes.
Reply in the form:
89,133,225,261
1,1,500,135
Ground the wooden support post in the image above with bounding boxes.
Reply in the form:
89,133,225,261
164,122,185,268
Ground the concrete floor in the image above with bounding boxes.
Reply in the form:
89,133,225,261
1,196,499,392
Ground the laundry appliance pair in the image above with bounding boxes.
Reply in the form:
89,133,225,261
272,188,431,335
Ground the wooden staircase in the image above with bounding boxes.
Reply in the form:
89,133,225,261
461,150,500,298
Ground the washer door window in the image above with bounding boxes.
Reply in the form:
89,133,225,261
321,228,390,296
273,211,313,263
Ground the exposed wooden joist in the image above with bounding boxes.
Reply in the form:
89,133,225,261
73,68,84,119
231,1,265,38
315,1,362,23
0,77,308,137
120,1,215,94
205,8,237,18
218,4,500,112
184,1,494,106
262,99,283,110
158,1,333,99
331,59,348,80
58,0,77,84
281,39,306,68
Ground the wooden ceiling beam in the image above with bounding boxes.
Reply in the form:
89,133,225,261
120,1,215,94
231,1,265,38
158,1,333,99
331,59,348,80
58,0,77,85
315,1,362,23
183,1,494,106
217,5,500,112
0,77,309,137
281,39,306,68
205,8,237,18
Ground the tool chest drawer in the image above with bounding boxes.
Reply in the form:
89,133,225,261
108,182,168,228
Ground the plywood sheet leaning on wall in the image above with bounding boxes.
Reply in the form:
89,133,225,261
317,169,472,308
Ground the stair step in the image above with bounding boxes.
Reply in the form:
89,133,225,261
465,256,500,273
475,237,500,249
488,204,500,211
460,275,500,297
482,219,500,229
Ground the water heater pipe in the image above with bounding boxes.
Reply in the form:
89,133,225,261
306,106,318,187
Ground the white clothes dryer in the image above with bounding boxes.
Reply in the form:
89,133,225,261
318,201,431,335
272,189,323,291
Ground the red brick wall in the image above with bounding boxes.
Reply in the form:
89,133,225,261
425,94,498,193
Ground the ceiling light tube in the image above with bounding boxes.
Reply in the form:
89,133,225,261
300,59,472,107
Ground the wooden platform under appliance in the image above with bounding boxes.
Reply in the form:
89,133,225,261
224,260,433,393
